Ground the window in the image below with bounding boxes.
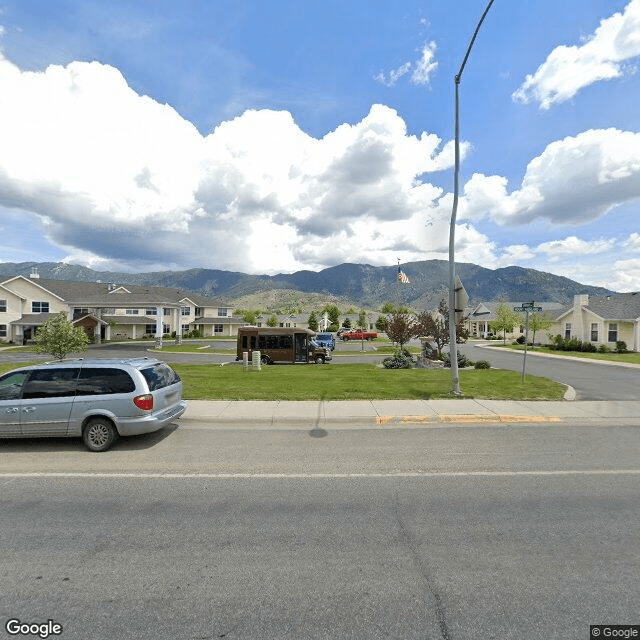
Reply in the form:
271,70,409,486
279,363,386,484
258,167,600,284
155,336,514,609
564,323,571,339
214,324,223,334
146,307,157,316
258,335,292,350
164,308,172,316
75,368,136,395
181,324,190,334
0,300,6,312
145,324,155,335
0,370,29,400
217,308,228,317
608,323,618,342
0,324,6,338
126,309,139,315
591,323,598,342
181,306,191,316
195,308,203,316
140,363,180,391
163,323,171,334
32,301,49,313
73,308,89,317
22,368,80,399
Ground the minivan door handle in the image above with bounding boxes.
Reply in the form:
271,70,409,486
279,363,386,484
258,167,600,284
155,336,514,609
6,407,19,414
22,406,36,413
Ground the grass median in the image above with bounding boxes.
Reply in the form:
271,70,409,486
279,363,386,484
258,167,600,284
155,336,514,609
170,362,566,401
0,360,566,401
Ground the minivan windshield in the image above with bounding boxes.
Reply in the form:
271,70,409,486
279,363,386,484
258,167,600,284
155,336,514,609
140,363,181,391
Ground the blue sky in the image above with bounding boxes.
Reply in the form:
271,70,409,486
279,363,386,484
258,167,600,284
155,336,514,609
0,0,639,291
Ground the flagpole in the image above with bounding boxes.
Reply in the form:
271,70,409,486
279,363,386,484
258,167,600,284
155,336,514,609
396,258,401,309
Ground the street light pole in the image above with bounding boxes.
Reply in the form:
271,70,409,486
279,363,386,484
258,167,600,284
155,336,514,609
448,0,495,396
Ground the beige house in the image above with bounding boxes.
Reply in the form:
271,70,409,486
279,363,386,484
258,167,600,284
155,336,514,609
549,293,640,351
465,301,563,341
0,272,244,344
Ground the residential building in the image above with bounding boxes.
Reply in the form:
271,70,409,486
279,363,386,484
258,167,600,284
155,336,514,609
465,301,563,341
550,293,640,351
0,273,244,343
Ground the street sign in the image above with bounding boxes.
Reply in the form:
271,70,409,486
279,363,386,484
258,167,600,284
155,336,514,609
454,276,469,324
514,306,543,312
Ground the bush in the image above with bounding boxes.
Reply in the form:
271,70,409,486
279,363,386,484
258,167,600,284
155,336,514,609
442,351,472,368
474,360,491,369
549,335,598,352
616,341,628,353
382,347,415,369
515,335,526,345
598,344,611,353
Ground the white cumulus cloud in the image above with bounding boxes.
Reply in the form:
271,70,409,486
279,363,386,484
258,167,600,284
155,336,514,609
454,128,640,226
513,0,640,109
0,52,462,274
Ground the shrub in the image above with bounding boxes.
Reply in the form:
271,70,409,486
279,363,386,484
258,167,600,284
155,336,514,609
474,360,491,369
616,341,628,353
598,344,611,353
515,335,526,345
442,351,472,368
382,347,414,369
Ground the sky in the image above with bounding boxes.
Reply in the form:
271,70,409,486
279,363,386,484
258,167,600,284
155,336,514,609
0,0,639,291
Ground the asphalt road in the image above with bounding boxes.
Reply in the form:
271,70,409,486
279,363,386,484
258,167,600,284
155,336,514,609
2,421,639,639
460,342,640,401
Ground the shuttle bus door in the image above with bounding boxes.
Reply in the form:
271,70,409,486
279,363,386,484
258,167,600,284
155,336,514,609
294,333,307,362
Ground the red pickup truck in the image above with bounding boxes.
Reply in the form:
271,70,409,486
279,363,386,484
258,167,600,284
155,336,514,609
341,330,378,341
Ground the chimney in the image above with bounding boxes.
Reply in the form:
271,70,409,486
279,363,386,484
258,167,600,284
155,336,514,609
30,267,40,279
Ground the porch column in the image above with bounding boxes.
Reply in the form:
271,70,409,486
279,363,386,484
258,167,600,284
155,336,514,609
174,308,182,344
155,306,163,349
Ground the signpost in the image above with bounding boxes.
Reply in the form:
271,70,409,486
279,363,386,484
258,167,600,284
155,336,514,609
512,302,543,381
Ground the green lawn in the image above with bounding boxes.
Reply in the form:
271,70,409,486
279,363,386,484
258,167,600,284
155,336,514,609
170,363,566,401
0,360,566,401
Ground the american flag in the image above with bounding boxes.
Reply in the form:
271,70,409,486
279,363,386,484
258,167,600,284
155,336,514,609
397,267,410,284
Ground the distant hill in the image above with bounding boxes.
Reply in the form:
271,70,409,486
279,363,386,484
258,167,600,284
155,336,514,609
0,260,615,309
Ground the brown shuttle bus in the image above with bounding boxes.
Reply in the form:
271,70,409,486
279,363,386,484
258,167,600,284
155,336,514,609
236,326,332,364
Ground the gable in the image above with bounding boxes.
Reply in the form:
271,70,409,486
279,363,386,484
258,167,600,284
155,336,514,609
1,276,65,302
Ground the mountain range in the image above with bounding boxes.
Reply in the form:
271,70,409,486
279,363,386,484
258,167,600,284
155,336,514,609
0,260,615,309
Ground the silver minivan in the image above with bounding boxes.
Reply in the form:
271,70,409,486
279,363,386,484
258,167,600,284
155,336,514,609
0,358,187,451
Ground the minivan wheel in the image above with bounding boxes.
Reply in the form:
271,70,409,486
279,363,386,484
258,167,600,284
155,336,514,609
83,418,118,452
260,355,271,365
314,355,325,364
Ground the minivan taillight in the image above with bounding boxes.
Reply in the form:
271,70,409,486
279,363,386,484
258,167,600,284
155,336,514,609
133,394,153,411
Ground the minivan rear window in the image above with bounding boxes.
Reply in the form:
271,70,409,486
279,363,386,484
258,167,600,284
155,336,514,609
140,363,180,391
76,368,136,395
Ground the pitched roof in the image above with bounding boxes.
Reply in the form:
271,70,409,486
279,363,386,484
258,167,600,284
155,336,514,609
0,276,225,307
584,293,640,320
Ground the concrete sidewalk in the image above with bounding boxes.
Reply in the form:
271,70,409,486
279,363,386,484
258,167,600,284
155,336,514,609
182,399,640,427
